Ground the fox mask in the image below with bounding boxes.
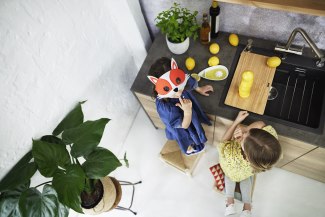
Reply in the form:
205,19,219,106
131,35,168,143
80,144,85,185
147,58,189,99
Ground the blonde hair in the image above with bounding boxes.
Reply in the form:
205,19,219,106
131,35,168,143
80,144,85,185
243,128,282,173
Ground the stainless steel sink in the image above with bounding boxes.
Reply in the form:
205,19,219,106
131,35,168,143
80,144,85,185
221,44,325,134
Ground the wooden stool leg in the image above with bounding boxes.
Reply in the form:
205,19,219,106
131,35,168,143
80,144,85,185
159,140,203,176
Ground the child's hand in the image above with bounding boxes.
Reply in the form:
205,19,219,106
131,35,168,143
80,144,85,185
233,126,244,142
195,85,214,96
176,97,192,113
234,111,249,124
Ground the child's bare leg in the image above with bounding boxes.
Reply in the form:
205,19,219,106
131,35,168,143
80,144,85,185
243,203,251,211
227,197,235,205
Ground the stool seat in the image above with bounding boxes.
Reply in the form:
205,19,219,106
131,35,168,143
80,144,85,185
159,140,203,176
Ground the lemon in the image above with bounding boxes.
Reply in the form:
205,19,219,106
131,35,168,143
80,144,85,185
209,43,220,54
185,57,195,71
191,73,201,81
229,33,239,46
242,71,254,81
208,56,220,66
267,56,281,68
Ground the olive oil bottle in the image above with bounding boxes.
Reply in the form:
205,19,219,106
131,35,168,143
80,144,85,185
200,13,210,45
209,0,220,38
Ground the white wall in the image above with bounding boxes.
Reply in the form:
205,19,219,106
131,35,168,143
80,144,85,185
0,0,150,180
140,0,325,49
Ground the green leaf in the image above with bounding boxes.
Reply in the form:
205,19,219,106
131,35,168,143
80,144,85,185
0,151,37,192
0,181,30,217
52,101,85,136
57,201,69,217
82,147,122,179
18,185,68,217
63,118,110,158
155,3,198,41
41,135,67,145
32,140,71,177
52,165,85,213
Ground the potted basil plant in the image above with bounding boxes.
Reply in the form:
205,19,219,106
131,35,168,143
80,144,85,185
0,101,128,216
155,2,200,54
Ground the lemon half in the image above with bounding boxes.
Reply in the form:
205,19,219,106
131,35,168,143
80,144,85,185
191,73,201,81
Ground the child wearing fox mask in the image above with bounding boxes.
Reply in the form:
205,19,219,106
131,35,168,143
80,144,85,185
148,57,213,155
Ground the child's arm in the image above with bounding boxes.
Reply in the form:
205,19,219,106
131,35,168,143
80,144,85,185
175,97,192,129
195,85,214,96
221,111,249,142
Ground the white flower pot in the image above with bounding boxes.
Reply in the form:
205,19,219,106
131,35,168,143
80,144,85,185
166,36,190,55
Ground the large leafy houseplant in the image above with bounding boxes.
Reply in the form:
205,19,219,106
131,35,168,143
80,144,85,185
0,102,128,216
155,2,200,43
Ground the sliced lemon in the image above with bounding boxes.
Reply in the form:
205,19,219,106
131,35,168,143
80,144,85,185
191,73,201,81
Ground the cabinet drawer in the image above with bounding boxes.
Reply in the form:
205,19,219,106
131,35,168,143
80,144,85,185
134,92,155,103
203,114,215,145
276,136,316,167
213,116,233,146
282,147,325,183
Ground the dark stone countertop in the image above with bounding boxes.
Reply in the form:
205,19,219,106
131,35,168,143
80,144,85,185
131,32,325,148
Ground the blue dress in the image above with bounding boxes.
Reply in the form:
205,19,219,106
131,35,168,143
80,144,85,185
156,77,212,154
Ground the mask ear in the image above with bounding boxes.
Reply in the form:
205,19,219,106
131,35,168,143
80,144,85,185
147,76,158,85
171,58,178,70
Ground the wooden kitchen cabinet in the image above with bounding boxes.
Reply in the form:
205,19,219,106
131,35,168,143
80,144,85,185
276,136,317,167
135,91,325,183
282,147,325,183
213,116,233,146
210,115,324,183
218,0,325,17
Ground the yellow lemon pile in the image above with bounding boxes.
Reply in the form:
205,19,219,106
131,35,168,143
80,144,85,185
229,33,239,46
207,43,221,66
239,71,254,98
185,57,195,70
266,56,281,68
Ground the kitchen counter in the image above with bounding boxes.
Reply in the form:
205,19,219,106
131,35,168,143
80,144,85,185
131,32,325,148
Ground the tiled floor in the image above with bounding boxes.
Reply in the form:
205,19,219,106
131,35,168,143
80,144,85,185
87,108,325,217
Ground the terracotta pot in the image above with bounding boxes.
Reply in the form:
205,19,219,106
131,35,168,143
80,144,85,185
166,36,189,55
82,176,122,215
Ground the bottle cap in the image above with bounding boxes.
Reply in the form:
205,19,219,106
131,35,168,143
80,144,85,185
212,0,218,8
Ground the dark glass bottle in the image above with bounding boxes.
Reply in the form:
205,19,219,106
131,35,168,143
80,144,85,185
200,13,211,45
209,0,220,38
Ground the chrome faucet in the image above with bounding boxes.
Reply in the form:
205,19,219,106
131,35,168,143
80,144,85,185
243,39,253,52
275,28,325,68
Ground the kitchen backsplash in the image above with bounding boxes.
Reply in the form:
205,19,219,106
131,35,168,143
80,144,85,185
139,0,325,49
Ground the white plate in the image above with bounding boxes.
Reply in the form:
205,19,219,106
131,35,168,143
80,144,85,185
198,65,229,81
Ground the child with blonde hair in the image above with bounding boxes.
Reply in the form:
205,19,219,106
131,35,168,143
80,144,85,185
219,111,282,217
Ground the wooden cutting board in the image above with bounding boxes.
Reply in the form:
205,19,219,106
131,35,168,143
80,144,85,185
225,51,276,115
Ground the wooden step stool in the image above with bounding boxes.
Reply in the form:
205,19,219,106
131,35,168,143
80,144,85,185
159,140,203,176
